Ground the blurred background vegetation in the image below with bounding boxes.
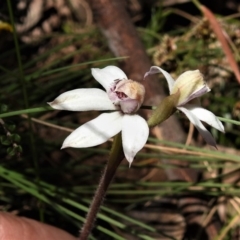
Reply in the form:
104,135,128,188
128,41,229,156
0,0,240,239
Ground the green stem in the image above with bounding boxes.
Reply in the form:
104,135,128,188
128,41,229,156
0,107,52,118
6,0,44,221
191,0,202,10
79,133,124,240
217,117,240,126
6,0,28,108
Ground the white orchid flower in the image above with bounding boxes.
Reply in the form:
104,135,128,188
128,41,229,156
144,66,225,147
48,66,149,165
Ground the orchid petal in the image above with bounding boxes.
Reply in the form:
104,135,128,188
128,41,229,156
144,66,175,92
122,114,149,166
92,66,128,91
48,88,117,111
185,105,225,132
61,112,123,149
177,85,210,106
178,107,217,147
172,70,211,106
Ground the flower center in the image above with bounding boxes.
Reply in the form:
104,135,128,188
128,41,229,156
116,91,127,99
107,79,145,114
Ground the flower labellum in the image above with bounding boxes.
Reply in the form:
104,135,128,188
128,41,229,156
108,79,145,114
144,66,224,147
48,66,149,165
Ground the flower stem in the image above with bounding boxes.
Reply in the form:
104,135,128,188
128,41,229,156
79,133,124,240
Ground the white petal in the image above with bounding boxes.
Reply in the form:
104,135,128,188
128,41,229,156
62,112,123,148
48,88,117,111
122,114,149,166
144,66,175,92
186,105,225,133
177,85,210,106
178,107,217,148
172,70,211,106
91,66,128,91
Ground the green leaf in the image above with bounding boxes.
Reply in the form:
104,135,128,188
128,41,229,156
0,135,12,146
0,104,8,113
7,146,17,156
11,134,21,143
6,122,16,132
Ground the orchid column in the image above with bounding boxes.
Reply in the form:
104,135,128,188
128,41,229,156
48,66,149,240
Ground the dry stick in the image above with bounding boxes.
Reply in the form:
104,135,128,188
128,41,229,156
79,133,124,240
86,0,220,238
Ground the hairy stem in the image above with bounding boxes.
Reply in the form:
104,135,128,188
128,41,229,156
79,133,124,240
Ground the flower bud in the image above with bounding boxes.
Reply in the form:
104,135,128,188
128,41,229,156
171,70,210,106
108,79,145,114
